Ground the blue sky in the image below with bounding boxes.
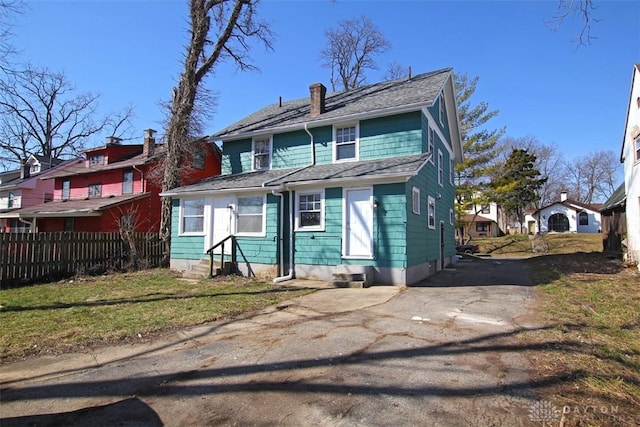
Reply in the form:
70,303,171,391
10,0,640,163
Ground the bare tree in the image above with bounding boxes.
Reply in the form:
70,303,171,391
320,16,390,91
160,0,273,261
0,63,134,167
564,150,620,204
0,0,23,69
549,0,599,46
383,62,407,81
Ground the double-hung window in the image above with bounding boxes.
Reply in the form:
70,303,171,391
412,187,420,215
450,159,455,185
636,136,640,162
61,180,70,200
439,96,446,125
427,196,436,229
88,183,102,198
7,191,15,208
122,170,133,194
438,150,444,186
237,195,265,235
89,154,104,166
334,124,358,162
181,199,205,234
253,137,272,170
296,190,324,230
428,127,434,156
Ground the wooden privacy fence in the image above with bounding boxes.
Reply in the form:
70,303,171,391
0,232,164,288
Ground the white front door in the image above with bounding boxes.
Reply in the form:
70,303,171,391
209,196,234,254
344,188,373,258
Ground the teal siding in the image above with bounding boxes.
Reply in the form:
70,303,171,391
372,183,408,268
293,187,343,265
360,112,423,160
169,198,206,260
235,194,279,264
310,126,333,165
222,138,252,175
272,130,313,169
426,95,452,150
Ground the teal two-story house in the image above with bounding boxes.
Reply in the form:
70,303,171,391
162,68,463,285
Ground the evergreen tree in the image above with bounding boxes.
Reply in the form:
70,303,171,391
454,73,505,241
491,149,547,233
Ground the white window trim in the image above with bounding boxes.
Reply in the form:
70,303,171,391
635,136,640,163
428,126,435,163
179,198,207,236
252,136,272,171
450,158,455,185
62,180,70,200
333,123,359,163
295,189,325,231
427,195,436,230
439,95,446,126
438,149,444,186
235,194,267,237
412,186,420,215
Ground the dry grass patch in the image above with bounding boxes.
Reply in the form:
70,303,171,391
0,269,312,361
521,253,640,425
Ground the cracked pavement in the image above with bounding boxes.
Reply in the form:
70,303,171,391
0,257,542,426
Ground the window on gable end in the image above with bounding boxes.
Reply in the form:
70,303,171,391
427,196,436,229
253,137,272,170
439,95,446,125
296,190,324,230
62,180,70,200
412,187,420,215
428,127,434,156
334,124,358,162
450,208,454,225
193,150,205,169
438,150,444,186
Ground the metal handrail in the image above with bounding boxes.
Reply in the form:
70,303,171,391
206,235,236,278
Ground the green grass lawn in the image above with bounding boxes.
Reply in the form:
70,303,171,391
0,269,312,360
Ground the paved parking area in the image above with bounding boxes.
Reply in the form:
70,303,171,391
1,257,541,426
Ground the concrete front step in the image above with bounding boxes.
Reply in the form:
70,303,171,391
329,280,368,288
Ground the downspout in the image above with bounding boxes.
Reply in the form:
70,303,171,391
132,164,144,193
18,217,34,233
269,123,316,283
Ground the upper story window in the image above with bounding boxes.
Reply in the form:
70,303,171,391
428,127,434,157
62,180,70,200
236,195,265,235
438,150,444,186
30,162,41,174
412,187,420,214
450,208,454,225
636,137,640,162
88,183,102,198
450,158,455,185
44,193,53,203
89,154,104,166
122,170,133,194
252,137,272,170
334,124,358,162
481,204,490,214
193,150,205,169
180,199,205,234
427,196,436,229
439,95,446,125
579,211,588,226
8,191,16,208
296,190,324,231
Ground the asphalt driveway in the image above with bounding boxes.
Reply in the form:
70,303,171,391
1,257,542,426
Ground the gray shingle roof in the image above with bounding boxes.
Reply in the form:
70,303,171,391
214,68,452,140
163,154,430,196
0,193,150,218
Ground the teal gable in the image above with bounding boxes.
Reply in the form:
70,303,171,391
163,68,463,285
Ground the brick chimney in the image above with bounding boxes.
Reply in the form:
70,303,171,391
143,129,156,157
309,83,326,118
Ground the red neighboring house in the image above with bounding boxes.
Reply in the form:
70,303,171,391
5,130,221,233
